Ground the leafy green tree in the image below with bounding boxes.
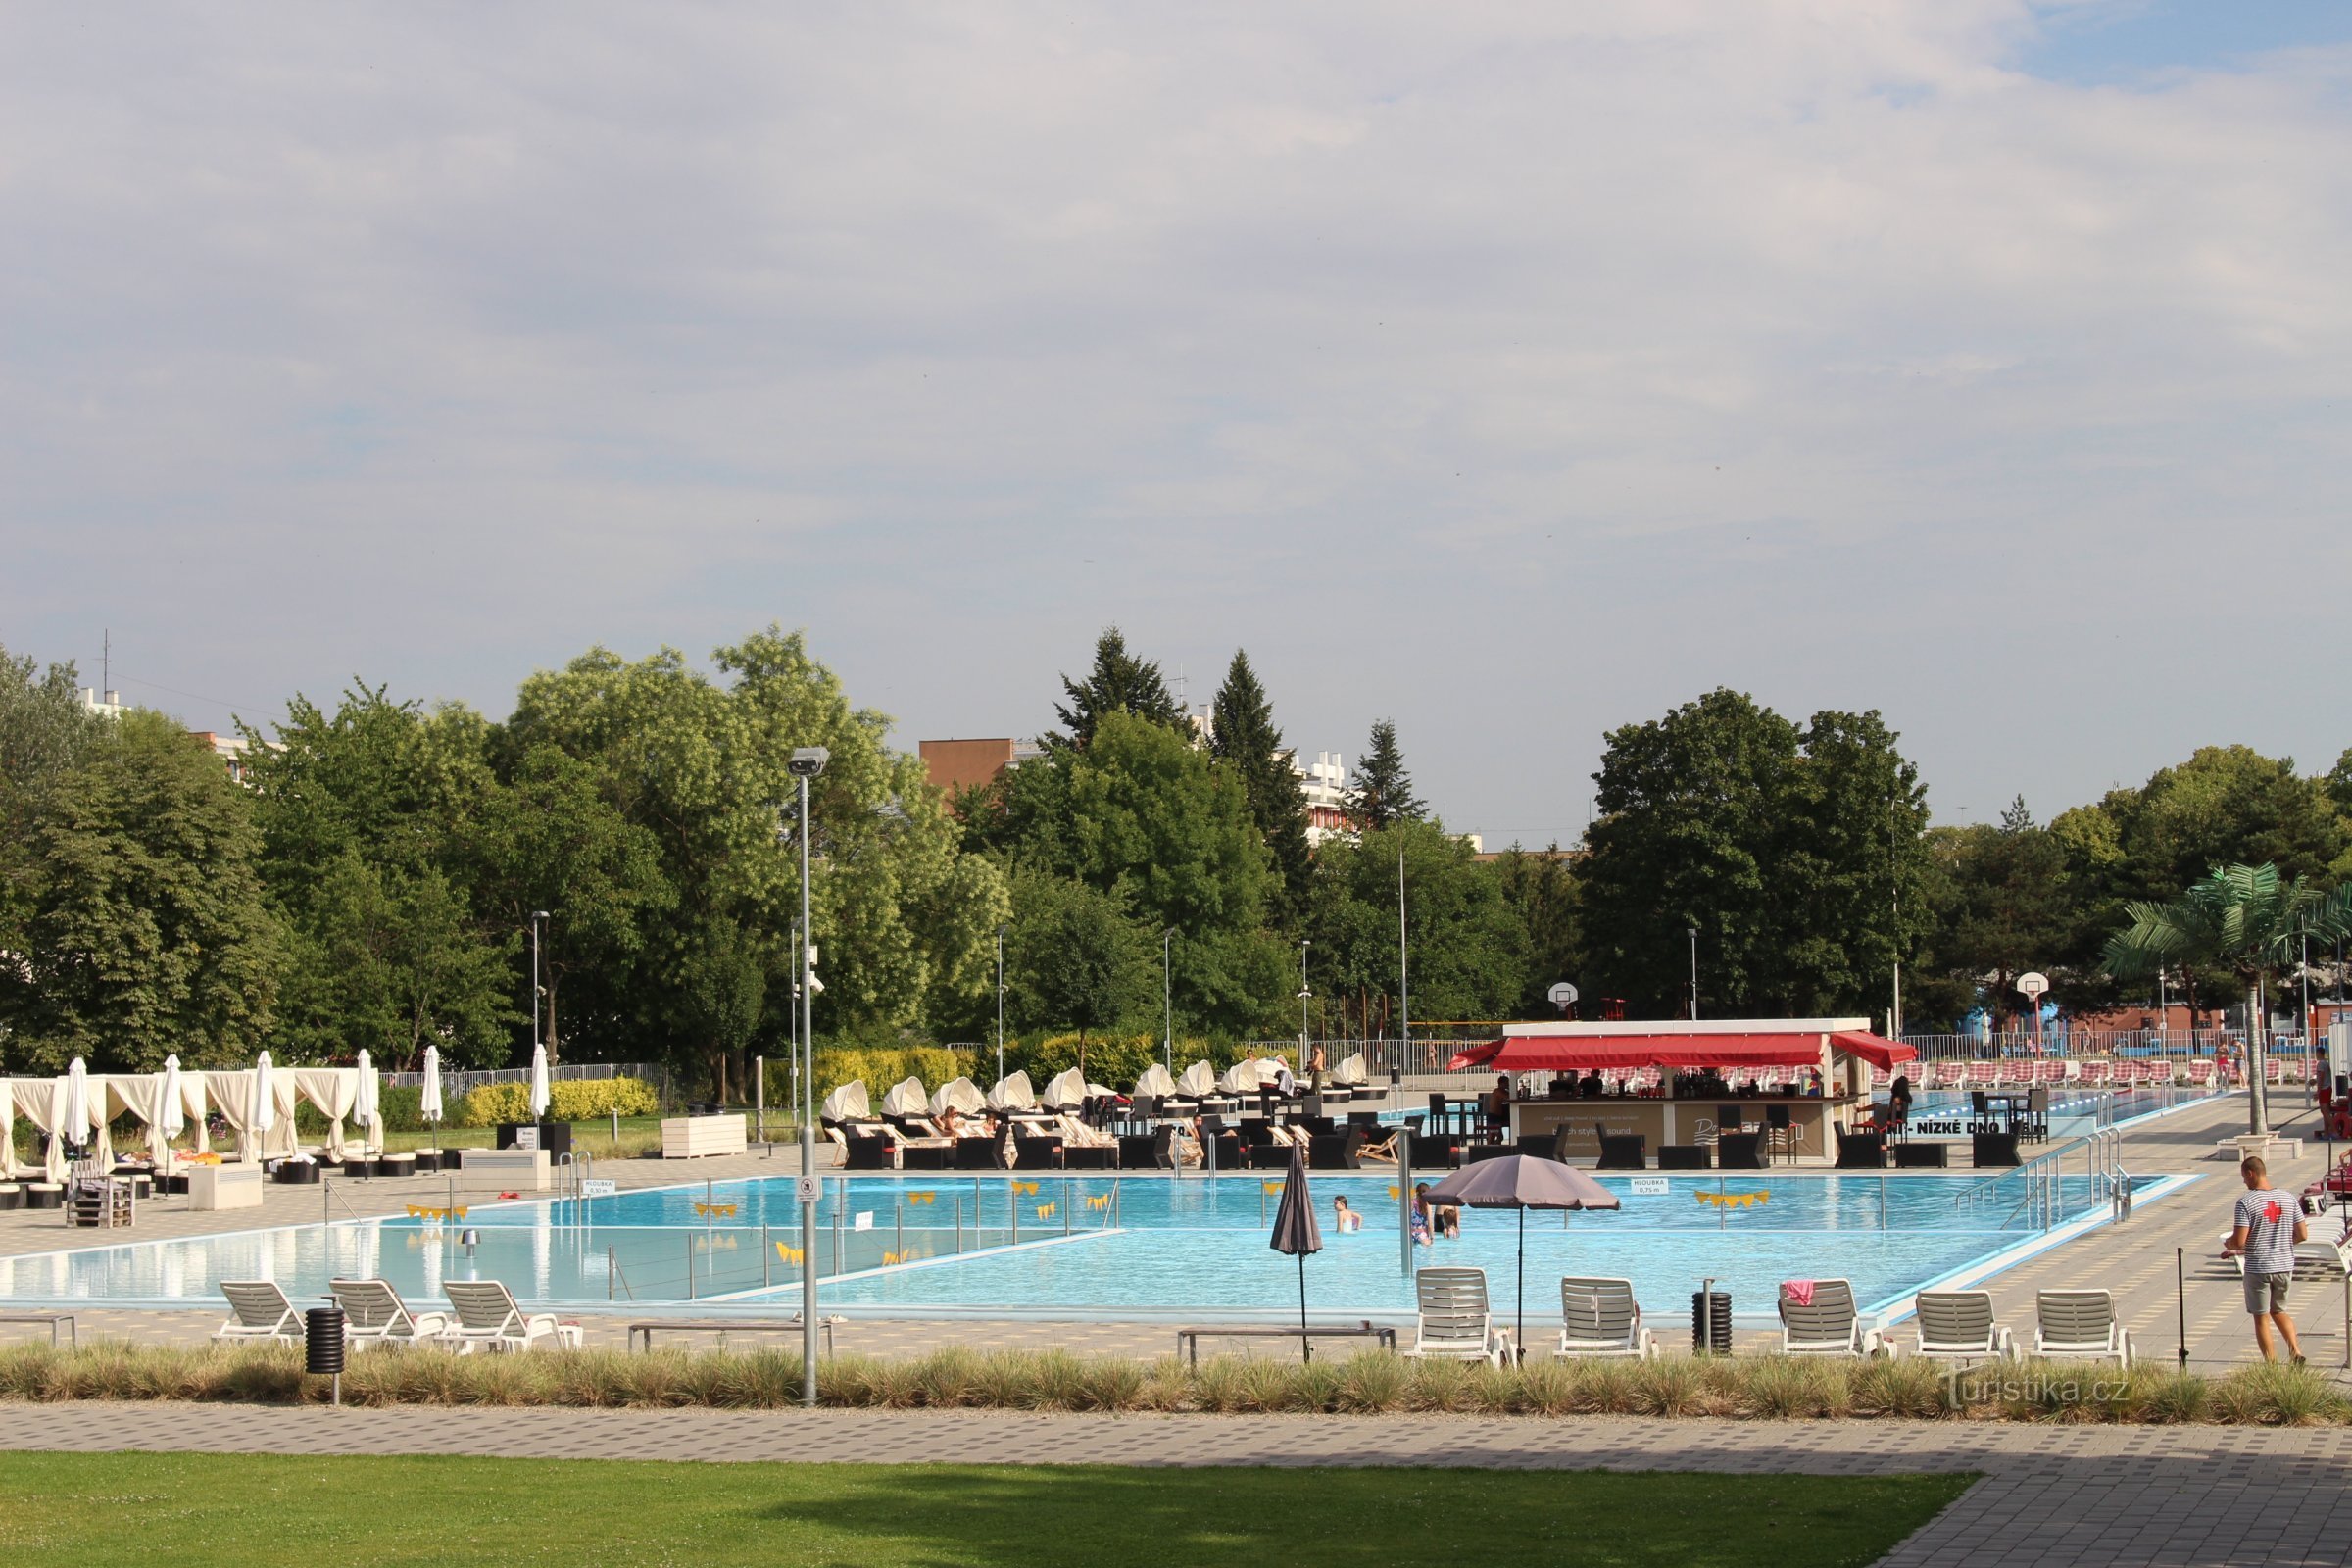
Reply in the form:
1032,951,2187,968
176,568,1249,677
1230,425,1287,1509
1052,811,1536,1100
2104,747,2346,896
0,648,111,1004
1004,870,1154,1071
9,710,282,1071
1486,845,1582,1017
1049,627,1185,749
676,916,767,1102
1927,800,2079,1031
1306,821,1528,1035
2104,862,2352,1134
1345,719,1424,831
240,687,516,1067
1578,689,1798,1016
1208,649,1310,927
1778,710,1933,1020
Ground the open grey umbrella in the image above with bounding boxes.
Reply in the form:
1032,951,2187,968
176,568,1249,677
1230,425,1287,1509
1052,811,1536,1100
1426,1155,1620,1361
1268,1141,1323,1359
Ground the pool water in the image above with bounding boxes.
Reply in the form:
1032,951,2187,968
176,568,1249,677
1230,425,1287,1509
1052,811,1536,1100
0,1169,2138,1324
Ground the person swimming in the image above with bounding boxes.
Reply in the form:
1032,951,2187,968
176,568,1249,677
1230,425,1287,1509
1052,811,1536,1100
1333,1195,1363,1233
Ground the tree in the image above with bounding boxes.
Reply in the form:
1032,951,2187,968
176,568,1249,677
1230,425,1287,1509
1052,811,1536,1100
1208,649,1311,927
1305,820,1528,1035
2103,862,2352,1135
1346,719,1424,831
2105,747,2346,897
1049,627,1185,749
0,647,112,1018
1929,800,2078,1032
1778,709,1933,1021
1486,845,1581,1017
1578,690,1798,1016
1004,870,1154,1072
9,710,282,1071
240,686,517,1067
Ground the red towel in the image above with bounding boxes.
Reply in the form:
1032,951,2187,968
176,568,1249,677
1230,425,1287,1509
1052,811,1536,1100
1783,1279,1816,1307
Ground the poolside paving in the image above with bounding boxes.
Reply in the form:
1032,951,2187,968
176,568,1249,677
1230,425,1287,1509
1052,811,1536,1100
3,1400,2350,1567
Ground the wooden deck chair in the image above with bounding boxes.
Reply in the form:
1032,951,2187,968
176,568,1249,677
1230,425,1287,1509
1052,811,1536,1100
1555,1276,1656,1360
215,1281,303,1344
1402,1267,1510,1366
1778,1278,1886,1358
328,1277,451,1349
1910,1290,2013,1364
444,1279,582,1353
2034,1290,2132,1366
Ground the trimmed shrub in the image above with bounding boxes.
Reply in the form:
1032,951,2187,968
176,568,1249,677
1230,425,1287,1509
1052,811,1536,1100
459,1077,660,1127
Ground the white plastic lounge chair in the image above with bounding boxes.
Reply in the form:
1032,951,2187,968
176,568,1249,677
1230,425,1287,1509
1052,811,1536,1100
1910,1290,2014,1365
1554,1276,1656,1360
444,1280,583,1353
1402,1266,1512,1366
328,1277,451,1350
2034,1290,2132,1366
215,1281,303,1344
1778,1279,1887,1358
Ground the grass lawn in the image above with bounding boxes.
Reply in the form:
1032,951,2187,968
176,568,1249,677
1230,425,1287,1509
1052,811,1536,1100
0,1452,1969,1567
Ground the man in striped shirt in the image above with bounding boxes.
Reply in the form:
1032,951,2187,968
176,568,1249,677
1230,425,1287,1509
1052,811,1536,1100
2223,1155,2307,1364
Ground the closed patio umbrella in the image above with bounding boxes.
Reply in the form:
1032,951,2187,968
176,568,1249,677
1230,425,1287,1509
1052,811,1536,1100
1425,1155,1621,1361
1268,1141,1323,1359
528,1043,551,1122
419,1045,444,1152
65,1058,91,1159
354,1049,380,1155
159,1055,185,1174
253,1052,276,1152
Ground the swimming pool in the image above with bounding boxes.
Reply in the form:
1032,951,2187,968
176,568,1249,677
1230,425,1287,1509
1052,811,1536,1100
0,1167,2177,1325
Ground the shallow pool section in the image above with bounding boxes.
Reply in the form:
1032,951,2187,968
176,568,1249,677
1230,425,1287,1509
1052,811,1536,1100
0,1167,2140,1324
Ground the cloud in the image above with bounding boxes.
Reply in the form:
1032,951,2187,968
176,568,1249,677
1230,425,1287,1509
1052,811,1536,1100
2,2,2348,839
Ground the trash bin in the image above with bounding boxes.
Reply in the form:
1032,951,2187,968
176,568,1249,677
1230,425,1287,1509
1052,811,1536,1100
305,1308,346,1376
1691,1290,1732,1355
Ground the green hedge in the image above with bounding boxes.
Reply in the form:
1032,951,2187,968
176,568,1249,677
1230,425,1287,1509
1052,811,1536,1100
457,1077,662,1127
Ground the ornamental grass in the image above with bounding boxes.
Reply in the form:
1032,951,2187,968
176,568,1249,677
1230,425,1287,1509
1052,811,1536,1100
0,1342,2346,1425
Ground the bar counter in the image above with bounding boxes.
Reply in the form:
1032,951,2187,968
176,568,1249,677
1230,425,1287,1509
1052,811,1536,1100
1510,1094,1848,1164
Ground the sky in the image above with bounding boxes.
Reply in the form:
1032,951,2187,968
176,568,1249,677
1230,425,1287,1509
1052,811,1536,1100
5,1,2350,846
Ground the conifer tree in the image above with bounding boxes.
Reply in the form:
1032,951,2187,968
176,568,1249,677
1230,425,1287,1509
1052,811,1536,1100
1049,627,1185,749
1346,719,1425,831
1209,649,1310,925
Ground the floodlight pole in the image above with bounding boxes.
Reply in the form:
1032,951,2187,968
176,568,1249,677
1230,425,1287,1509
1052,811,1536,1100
789,747,829,1408
1162,928,1175,1071
1688,927,1699,1021
1397,843,1410,1066
1298,940,1311,1054
996,926,1007,1085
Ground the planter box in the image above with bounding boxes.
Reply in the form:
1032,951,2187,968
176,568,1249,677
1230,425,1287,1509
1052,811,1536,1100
662,1114,748,1160
462,1147,551,1191
190,1164,265,1211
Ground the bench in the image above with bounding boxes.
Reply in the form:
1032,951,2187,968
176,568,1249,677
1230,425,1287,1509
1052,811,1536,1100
0,1313,76,1348
1175,1321,1397,1366
628,1317,843,1356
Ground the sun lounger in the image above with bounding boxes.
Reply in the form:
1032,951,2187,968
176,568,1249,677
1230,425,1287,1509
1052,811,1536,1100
1910,1290,2013,1364
443,1280,583,1353
2034,1289,2131,1366
1402,1266,1512,1366
1778,1278,1886,1358
215,1281,304,1345
328,1277,451,1350
1554,1276,1656,1360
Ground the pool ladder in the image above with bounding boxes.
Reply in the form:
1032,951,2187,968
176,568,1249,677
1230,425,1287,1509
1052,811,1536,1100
1951,1129,2129,1231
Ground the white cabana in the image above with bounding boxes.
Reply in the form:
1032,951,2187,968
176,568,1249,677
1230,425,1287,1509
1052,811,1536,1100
1216,1059,1262,1095
290,1067,362,1160
1039,1067,1088,1110
1175,1060,1217,1098
1330,1053,1369,1086
1133,1063,1176,1099
210,1063,299,1163
0,1080,60,1180
102,1072,171,1166
985,1070,1036,1112
879,1076,930,1118
820,1079,871,1124
929,1076,986,1117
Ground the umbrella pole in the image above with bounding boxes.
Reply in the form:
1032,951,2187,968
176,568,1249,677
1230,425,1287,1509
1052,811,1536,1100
1298,1251,1310,1363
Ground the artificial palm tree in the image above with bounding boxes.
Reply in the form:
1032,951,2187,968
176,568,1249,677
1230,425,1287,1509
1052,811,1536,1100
2103,863,2352,1136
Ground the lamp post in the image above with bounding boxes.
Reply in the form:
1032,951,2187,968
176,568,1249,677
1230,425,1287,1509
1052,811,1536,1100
1397,843,1410,1065
529,910,549,1057
1162,928,1176,1071
1687,927,1698,1021
787,746,828,1408
996,925,1007,1086
1298,939,1311,1054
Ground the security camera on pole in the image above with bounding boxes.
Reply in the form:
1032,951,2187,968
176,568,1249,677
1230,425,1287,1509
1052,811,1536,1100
786,746,828,1408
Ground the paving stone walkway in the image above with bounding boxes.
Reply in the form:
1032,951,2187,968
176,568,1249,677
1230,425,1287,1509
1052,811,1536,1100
4,1400,2351,1566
